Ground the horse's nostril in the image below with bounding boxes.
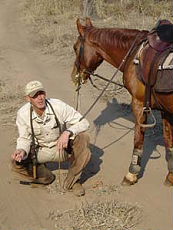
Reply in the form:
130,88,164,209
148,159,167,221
75,73,80,79
81,79,85,84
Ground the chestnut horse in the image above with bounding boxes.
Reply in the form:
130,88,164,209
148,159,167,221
71,18,173,186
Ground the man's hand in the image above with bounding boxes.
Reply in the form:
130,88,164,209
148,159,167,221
11,149,26,162
57,131,71,152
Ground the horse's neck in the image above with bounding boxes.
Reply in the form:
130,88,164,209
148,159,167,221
94,29,148,72
97,43,130,72
102,47,128,71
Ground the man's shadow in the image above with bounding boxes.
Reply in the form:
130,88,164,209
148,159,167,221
46,143,104,183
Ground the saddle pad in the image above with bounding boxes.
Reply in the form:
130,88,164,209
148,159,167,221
154,52,173,92
159,52,173,69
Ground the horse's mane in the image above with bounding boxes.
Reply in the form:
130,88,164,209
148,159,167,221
86,27,149,49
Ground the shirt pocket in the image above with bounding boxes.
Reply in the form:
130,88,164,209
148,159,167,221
27,127,41,136
49,118,60,129
34,128,41,136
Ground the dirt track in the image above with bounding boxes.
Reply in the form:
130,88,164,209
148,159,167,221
0,0,172,229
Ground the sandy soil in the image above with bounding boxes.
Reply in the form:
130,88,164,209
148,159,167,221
0,0,172,229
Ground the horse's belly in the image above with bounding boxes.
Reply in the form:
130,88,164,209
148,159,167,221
156,93,173,113
123,65,145,101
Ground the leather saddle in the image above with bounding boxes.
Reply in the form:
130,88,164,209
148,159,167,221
136,20,173,91
147,19,173,52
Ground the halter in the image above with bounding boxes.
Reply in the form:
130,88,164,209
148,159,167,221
74,35,86,88
74,35,99,89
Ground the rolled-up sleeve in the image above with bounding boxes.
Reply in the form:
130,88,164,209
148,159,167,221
60,102,89,135
16,111,31,156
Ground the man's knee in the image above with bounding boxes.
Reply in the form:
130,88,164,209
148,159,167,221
73,132,90,148
71,132,91,169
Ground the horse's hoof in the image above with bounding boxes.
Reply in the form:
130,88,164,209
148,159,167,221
121,176,137,186
164,172,173,186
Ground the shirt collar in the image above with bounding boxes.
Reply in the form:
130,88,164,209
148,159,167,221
32,104,53,123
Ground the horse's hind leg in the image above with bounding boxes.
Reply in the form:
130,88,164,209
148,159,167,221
161,111,173,186
122,98,146,185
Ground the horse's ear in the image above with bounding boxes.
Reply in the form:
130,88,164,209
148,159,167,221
85,17,93,27
76,18,85,37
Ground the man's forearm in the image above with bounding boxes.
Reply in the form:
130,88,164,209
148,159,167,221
16,137,31,156
67,118,89,136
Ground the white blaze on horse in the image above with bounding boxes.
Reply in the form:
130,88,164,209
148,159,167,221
71,18,173,186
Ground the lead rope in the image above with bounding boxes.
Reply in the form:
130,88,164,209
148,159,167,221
75,85,82,111
30,106,38,179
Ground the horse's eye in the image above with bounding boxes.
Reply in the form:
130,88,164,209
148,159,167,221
73,45,77,51
73,46,79,55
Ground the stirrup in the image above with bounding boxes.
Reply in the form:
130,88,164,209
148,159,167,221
138,107,156,128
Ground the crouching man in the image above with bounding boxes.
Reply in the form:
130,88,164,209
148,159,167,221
11,80,91,196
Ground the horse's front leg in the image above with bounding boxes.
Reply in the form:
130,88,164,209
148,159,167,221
122,98,146,185
161,111,173,186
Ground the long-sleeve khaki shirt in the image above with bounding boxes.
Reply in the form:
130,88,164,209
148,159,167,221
16,98,89,156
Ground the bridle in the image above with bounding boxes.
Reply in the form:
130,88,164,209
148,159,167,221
74,35,102,90
74,35,87,88
74,35,126,91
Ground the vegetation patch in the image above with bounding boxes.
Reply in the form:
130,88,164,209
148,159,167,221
22,0,172,59
49,199,142,230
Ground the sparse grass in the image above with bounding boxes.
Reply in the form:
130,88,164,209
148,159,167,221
22,0,172,59
22,0,81,57
49,200,142,230
0,79,23,126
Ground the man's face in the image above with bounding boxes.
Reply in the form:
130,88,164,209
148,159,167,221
27,91,46,110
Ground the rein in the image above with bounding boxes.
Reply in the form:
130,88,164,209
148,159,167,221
78,33,141,121
85,70,124,88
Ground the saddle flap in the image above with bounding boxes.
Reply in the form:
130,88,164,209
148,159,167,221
154,51,173,93
160,52,173,69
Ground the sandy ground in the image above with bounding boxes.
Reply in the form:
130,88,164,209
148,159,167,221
0,0,172,229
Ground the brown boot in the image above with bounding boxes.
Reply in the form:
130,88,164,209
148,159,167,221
11,160,55,185
164,172,173,186
11,159,33,178
35,164,55,185
72,182,85,196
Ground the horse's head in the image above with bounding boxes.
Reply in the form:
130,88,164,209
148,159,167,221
71,18,103,86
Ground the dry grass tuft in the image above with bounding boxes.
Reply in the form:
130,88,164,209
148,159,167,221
21,0,172,61
22,0,80,58
0,79,23,127
48,199,142,230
